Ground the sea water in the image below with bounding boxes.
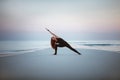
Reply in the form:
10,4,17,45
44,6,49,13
0,40,120,57
70,40,120,52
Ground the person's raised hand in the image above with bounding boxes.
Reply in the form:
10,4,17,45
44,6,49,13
45,28,49,31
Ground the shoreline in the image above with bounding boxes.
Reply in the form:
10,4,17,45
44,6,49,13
0,48,120,58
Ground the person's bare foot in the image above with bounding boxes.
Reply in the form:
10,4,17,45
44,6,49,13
53,53,57,55
78,52,81,55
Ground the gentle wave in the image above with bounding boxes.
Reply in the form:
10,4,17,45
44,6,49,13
70,40,120,52
0,48,48,57
70,43,120,52
81,44,120,46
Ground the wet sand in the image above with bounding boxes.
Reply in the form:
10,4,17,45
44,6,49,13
0,48,120,80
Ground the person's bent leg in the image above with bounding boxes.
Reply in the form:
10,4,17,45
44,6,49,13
54,45,57,55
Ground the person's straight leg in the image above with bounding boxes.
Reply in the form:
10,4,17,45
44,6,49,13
66,44,81,55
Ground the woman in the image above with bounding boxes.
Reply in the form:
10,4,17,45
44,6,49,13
46,28,81,55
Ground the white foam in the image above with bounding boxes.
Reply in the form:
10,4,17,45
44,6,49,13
0,48,50,57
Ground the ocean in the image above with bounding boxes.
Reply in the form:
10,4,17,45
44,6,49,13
0,40,120,57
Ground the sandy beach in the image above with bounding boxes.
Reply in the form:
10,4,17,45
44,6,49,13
0,48,120,80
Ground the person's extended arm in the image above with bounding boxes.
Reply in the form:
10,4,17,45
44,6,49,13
45,28,59,38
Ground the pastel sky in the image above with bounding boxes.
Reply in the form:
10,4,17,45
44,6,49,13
0,0,120,40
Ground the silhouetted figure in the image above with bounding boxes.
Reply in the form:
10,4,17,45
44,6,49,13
46,28,81,55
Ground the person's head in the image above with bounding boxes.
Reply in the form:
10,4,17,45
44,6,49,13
51,36,57,41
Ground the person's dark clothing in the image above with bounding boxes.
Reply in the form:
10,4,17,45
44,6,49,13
51,37,81,55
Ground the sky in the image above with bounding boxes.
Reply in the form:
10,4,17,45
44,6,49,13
0,0,120,40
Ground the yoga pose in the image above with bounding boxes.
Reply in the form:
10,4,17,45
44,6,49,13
46,28,81,55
